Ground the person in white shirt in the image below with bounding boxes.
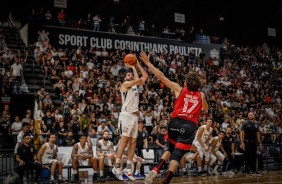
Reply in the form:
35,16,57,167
191,119,213,176
97,120,112,139
96,131,116,181
110,64,119,77
37,134,64,183
209,131,225,175
72,134,98,182
112,58,148,181
221,118,230,132
11,115,22,135
10,58,23,82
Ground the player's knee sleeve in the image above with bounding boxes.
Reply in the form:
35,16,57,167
204,151,210,162
210,154,217,166
219,153,225,162
171,148,186,163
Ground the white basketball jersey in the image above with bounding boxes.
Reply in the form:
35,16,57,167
42,143,57,164
97,139,113,155
77,142,90,157
193,125,213,148
210,136,222,151
121,85,139,113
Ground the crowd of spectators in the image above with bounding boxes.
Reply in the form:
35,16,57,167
22,31,282,152
27,7,215,43
0,47,26,96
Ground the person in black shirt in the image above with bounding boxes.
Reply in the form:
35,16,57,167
240,111,263,176
63,131,76,146
155,125,168,171
15,134,42,184
57,121,67,146
42,110,55,130
0,112,10,148
221,127,235,175
136,121,148,157
70,114,80,142
156,125,168,150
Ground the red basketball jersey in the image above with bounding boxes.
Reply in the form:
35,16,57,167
171,87,202,125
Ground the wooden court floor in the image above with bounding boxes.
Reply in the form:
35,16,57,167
99,170,282,184
20,170,282,184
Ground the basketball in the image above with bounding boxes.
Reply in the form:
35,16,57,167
124,54,137,65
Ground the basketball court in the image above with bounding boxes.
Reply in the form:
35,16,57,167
166,171,282,184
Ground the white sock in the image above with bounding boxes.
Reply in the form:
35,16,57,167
182,168,186,172
198,167,201,172
126,160,133,170
100,171,103,177
127,160,133,165
51,175,54,180
204,165,208,170
59,175,62,180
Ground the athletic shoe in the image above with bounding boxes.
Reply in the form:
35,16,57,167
145,168,159,184
112,167,128,181
212,169,220,175
93,174,99,182
134,173,145,179
49,179,55,184
198,170,207,177
121,174,129,181
182,171,188,177
207,170,215,176
227,171,235,175
58,179,65,183
123,168,136,181
99,176,106,182
222,171,228,175
253,171,262,176
246,172,254,177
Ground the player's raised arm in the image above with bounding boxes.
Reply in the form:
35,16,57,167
139,51,181,96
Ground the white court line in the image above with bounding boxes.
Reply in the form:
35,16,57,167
171,174,282,184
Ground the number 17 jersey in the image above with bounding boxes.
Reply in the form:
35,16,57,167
171,87,202,125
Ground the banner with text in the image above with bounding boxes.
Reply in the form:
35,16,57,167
54,0,67,8
174,13,185,24
28,24,222,59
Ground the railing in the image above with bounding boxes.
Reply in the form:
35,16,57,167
0,149,16,177
262,143,282,170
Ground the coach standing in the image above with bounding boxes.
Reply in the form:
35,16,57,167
240,111,263,176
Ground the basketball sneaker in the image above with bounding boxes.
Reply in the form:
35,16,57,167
112,167,128,181
134,172,145,180
123,168,135,181
145,167,160,184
